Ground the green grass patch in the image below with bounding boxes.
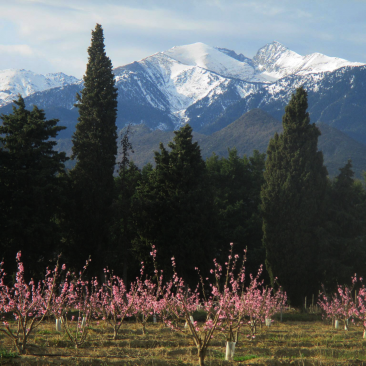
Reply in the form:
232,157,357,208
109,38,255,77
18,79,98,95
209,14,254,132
211,351,260,362
234,354,260,361
273,312,322,322
212,351,225,359
0,348,19,359
38,329,52,334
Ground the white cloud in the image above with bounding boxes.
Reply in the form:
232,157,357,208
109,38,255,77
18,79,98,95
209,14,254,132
0,0,365,76
0,44,34,56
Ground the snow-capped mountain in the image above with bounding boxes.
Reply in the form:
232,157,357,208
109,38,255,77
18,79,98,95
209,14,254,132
0,69,80,107
253,41,363,80
111,41,365,131
1,41,366,143
162,42,269,82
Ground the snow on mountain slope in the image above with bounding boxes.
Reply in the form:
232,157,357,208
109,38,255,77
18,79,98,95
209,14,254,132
0,69,80,107
139,52,226,111
2,41,365,134
253,41,364,80
114,48,264,130
115,51,241,114
163,42,270,82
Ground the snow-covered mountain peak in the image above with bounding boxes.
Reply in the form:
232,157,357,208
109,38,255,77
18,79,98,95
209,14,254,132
253,41,300,76
253,41,364,80
162,42,257,81
0,69,80,107
255,41,289,60
163,42,220,67
45,72,80,85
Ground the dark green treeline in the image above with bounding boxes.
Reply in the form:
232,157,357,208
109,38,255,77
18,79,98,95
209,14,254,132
1,26,366,304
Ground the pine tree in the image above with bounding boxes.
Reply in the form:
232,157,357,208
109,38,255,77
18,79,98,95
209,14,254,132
68,24,118,270
320,160,366,287
134,124,217,283
206,149,266,274
0,96,68,276
261,87,328,306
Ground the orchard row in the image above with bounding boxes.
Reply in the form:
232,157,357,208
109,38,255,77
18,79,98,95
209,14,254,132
1,246,284,365
2,247,366,366
318,275,366,337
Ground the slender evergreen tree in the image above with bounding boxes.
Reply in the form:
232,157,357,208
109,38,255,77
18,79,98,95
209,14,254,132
0,96,68,276
68,24,118,270
261,87,328,306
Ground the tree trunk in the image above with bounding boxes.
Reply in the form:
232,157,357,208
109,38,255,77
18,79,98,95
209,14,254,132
198,348,206,366
20,334,28,354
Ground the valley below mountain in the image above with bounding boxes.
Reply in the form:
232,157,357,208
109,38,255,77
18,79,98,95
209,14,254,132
120,109,366,179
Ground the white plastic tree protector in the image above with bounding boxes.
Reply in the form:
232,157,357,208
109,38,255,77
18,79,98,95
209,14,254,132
335,320,339,329
225,341,236,360
265,318,271,327
56,318,62,332
81,316,86,328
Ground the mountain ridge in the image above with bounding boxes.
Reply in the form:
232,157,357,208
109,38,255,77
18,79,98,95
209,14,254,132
1,41,366,170
0,69,80,107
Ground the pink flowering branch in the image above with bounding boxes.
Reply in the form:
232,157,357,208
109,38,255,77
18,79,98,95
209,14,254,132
50,258,96,349
355,286,366,335
0,252,64,354
95,269,137,340
318,275,358,330
160,245,242,366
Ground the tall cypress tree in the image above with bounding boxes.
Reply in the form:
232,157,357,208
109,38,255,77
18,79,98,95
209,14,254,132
68,24,118,270
261,87,327,306
0,96,68,276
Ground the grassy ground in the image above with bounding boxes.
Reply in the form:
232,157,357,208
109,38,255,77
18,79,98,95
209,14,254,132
1,314,366,365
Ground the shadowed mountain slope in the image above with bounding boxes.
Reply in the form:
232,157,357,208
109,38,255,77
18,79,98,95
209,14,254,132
124,109,366,179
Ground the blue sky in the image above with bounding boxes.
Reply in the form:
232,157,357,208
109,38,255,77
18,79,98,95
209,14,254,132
1,0,366,78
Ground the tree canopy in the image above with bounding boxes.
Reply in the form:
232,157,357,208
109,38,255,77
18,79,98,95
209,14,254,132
67,24,118,270
0,96,67,276
261,87,328,306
